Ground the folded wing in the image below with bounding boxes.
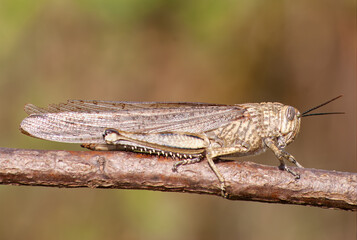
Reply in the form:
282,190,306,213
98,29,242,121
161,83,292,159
21,100,246,143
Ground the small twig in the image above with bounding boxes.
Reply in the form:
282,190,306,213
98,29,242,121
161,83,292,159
0,147,355,211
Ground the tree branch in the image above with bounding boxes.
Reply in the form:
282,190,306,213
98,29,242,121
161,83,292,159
0,147,355,211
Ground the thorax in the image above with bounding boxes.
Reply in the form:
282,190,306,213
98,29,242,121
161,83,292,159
204,102,283,151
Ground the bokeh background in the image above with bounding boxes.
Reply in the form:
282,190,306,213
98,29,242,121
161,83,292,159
0,0,355,239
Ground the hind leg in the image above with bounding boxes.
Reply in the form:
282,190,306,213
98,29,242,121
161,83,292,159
172,157,203,172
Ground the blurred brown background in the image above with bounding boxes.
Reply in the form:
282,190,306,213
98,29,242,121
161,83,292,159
0,0,355,239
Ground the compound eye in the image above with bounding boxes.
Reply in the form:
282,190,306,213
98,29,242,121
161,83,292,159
286,106,295,121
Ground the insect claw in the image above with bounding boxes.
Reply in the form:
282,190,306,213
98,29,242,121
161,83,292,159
220,183,227,198
279,164,300,179
172,160,183,172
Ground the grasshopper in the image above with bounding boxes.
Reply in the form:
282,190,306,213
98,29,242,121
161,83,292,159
20,96,343,195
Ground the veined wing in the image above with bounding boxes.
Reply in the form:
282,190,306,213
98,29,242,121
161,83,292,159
20,100,246,143
24,100,228,114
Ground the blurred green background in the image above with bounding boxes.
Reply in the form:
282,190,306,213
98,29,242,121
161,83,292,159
0,0,355,239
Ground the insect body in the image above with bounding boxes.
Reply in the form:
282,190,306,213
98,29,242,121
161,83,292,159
20,97,342,195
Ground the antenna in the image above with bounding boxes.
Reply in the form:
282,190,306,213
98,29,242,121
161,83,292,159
301,95,344,118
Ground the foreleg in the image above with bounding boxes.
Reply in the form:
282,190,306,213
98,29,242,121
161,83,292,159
264,138,303,179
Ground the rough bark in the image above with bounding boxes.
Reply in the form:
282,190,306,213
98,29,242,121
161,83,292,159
0,147,355,211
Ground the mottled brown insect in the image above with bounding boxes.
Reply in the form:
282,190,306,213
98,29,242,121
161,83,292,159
20,96,343,195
